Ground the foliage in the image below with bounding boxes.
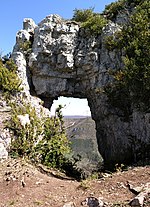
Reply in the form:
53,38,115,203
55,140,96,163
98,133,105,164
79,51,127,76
9,103,71,170
72,8,94,22
79,179,90,190
103,0,143,20
82,14,107,35
114,163,125,172
103,0,126,20
0,58,21,93
104,0,150,113
126,0,143,5
9,103,95,179
104,31,124,51
34,105,70,169
72,8,107,35
9,103,43,157
19,40,32,57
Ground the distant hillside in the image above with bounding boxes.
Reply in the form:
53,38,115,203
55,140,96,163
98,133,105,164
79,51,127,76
65,117,96,141
64,117,103,175
64,115,91,119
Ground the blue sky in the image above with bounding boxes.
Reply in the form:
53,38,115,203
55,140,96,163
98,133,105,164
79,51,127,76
0,0,115,116
0,0,115,54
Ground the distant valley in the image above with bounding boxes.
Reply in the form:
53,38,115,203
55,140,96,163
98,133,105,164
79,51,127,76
64,117,103,175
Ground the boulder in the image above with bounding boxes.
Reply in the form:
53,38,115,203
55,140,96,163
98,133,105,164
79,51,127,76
81,197,104,207
0,143,8,159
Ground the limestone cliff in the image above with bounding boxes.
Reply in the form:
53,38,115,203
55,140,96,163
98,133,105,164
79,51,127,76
12,3,150,169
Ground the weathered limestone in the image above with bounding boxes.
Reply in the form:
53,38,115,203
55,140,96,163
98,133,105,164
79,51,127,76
81,197,104,207
0,143,8,159
11,52,30,95
129,182,150,207
12,14,150,169
23,18,37,33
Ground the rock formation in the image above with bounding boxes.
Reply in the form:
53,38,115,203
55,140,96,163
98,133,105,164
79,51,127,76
12,9,150,169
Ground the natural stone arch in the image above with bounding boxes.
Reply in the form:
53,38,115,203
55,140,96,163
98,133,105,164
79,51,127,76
50,96,102,175
12,16,150,169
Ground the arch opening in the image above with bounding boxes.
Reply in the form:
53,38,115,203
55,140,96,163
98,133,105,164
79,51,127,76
50,97,91,117
50,96,103,177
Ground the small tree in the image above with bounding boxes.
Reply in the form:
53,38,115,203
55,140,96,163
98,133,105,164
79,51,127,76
72,8,94,22
35,105,70,168
72,8,107,35
9,103,71,169
0,58,21,93
104,0,150,114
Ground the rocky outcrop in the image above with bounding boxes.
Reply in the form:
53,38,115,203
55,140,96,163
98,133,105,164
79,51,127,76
128,182,150,207
0,93,11,159
12,12,150,169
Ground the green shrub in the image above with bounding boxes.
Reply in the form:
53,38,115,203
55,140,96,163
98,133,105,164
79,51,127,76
34,105,70,168
72,8,94,22
104,31,124,51
103,0,125,20
19,40,32,51
82,14,107,35
126,0,143,5
103,0,143,20
104,0,150,113
9,103,71,169
0,59,21,93
9,103,43,157
72,8,107,35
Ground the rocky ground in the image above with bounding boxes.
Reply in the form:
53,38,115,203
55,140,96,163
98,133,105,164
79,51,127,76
0,158,149,207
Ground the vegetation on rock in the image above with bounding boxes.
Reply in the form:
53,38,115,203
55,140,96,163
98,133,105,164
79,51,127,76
103,0,143,21
8,103,71,170
103,0,126,20
0,58,21,94
104,0,150,114
34,105,70,169
7,101,99,179
19,40,32,57
72,8,107,35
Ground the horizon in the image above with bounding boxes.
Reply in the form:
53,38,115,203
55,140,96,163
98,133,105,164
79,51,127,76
50,97,91,117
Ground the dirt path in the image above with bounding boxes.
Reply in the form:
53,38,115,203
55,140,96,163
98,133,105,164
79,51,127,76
0,158,150,207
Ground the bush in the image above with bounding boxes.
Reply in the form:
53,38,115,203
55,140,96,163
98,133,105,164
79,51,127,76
72,8,107,35
0,58,21,93
9,103,71,169
103,0,143,20
103,0,125,20
9,103,43,157
82,14,107,35
72,8,94,22
19,40,32,54
104,0,150,112
34,105,70,168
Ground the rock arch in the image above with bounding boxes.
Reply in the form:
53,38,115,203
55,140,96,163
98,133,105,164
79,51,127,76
12,16,150,169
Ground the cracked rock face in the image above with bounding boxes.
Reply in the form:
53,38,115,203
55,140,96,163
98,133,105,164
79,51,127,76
12,15,150,169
